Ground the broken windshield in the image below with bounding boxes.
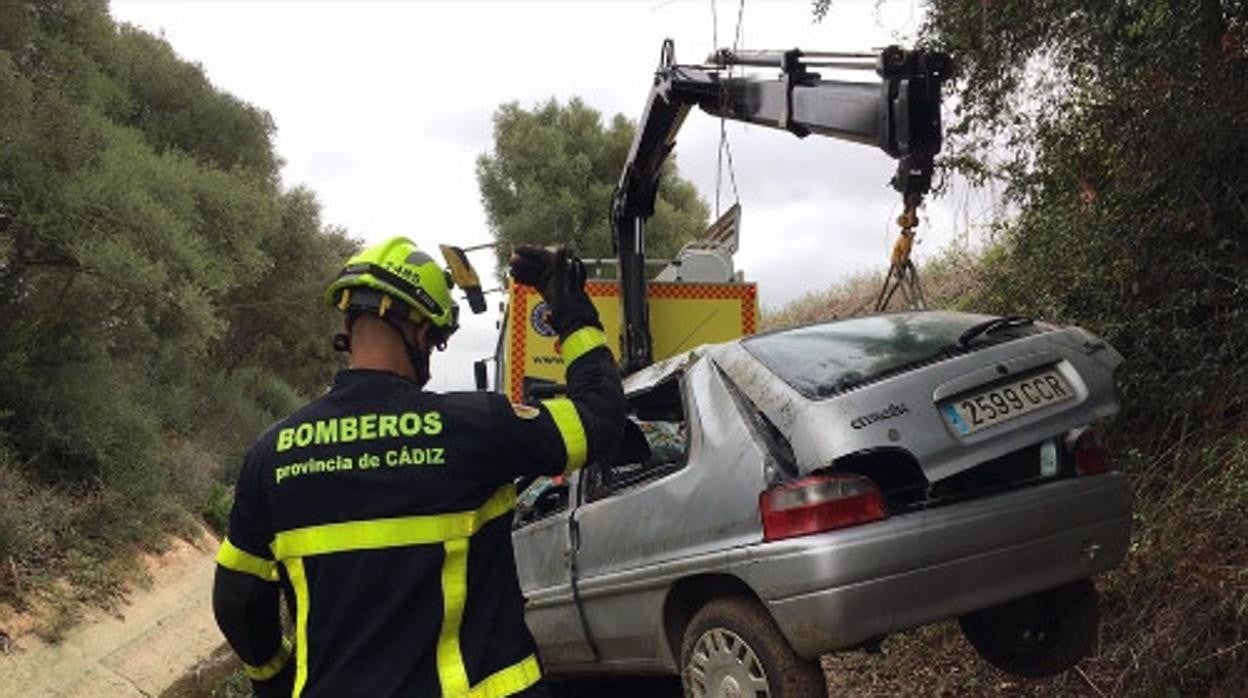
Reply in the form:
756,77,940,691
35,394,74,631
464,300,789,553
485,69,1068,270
743,312,1043,399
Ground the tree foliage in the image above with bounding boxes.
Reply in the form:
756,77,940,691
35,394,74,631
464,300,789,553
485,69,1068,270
911,0,1248,429
476,98,709,279
0,1,353,589
812,0,1247,426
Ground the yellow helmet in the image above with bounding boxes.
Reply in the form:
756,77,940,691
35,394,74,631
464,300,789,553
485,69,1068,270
325,237,458,337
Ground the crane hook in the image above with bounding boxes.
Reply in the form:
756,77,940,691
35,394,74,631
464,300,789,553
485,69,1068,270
874,198,927,312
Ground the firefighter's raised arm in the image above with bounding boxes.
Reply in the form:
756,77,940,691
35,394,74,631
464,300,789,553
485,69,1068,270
500,245,626,476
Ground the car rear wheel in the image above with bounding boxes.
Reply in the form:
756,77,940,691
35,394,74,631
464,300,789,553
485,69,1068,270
959,578,1100,678
680,597,825,698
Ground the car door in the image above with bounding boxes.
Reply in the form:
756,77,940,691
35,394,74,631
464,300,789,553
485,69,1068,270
512,473,596,666
570,360,769,667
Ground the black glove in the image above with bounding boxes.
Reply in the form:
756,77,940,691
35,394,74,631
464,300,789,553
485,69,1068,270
508,245,601,337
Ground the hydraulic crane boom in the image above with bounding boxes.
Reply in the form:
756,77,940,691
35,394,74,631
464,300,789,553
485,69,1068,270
611,40,951,374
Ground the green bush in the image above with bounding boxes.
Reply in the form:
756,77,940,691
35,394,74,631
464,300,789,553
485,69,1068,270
186,369,308,482
0,450,75,569
201,482,234,536
0,1,353,628
23,361,162,497
163,439,220,514
253,373,305,420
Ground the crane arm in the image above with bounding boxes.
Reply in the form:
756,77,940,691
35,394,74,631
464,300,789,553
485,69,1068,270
611,40,950,374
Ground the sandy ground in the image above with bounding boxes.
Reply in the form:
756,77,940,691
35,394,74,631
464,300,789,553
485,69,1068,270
0,534,226,698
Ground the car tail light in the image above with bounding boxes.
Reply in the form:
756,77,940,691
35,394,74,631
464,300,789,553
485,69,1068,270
760,474,886,542
1074,430,1112,476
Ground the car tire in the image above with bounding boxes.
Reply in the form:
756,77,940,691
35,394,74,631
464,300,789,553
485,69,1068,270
959,578,1100,678
680,597,825,698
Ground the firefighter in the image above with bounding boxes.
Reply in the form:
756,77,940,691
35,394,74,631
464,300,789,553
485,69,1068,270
212,237,625,697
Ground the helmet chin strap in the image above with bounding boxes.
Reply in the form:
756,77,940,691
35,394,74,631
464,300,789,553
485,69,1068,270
406,342,432,389
383,316,431,389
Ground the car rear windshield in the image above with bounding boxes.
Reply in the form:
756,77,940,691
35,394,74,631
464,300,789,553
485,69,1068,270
743,312,1042,399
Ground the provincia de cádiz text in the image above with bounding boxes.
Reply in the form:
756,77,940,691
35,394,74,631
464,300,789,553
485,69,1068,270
274,445,447,485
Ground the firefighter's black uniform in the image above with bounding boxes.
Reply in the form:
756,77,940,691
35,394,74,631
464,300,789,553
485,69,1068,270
212,325,624,697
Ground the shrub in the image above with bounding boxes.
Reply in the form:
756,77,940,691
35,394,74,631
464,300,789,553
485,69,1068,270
0,450,76,573
201,481,233,536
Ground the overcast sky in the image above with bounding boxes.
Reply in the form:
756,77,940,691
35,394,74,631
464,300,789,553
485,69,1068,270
110,0,996,391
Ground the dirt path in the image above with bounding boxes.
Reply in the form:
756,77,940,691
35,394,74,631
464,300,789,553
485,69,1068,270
0,535,227,698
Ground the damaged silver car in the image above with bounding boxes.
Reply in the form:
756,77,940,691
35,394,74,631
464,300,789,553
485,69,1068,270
513,311,1132,697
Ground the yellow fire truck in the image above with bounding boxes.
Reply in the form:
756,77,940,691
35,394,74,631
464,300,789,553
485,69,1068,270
492,206,756,402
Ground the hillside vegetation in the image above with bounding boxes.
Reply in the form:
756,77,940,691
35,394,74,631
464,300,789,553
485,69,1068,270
0,1,353,637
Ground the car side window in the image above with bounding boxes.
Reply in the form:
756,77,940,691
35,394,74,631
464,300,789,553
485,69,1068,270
583,376,688,503
513,475,571,528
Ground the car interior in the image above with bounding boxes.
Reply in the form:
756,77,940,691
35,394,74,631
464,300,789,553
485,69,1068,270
513,375,689,526
583,375,687,503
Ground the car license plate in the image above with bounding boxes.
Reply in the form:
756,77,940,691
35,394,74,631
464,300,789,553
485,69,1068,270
941,369,1073,436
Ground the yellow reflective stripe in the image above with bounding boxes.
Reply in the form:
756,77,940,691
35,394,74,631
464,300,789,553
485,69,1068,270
468,654,543,698
285,558,311,698
216,538,279,582
271,485,516,559
541,398,588,472
559,326,607,365
437,539,471,696
243,636,292,681
476,484,517,526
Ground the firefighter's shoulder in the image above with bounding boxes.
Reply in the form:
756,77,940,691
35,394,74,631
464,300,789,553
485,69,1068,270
437,391,549,425
434,390,508,421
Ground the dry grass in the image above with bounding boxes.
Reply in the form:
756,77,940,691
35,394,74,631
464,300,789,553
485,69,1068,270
159,645,249,698
761,248,987,330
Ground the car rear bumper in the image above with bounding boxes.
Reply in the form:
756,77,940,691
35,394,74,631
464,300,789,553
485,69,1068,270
730,473,1132,659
